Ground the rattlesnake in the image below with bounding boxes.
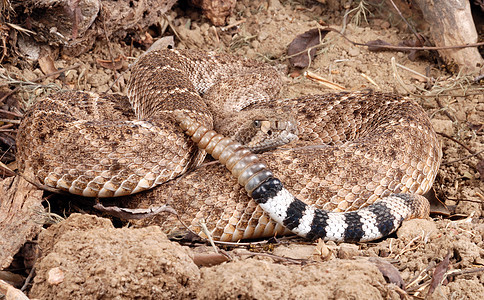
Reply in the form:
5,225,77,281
17,49,442,242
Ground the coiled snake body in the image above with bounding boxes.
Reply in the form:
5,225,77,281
17,49,442,242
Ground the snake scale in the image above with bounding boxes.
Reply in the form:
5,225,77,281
17,49,442,242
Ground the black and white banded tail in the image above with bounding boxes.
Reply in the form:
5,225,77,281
175,110,430,242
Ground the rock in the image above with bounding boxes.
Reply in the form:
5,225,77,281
431,119,454,136
29,214,200,299
396,218,439,241
337,244,360,259
380,21,391,29
272,244,315,259
348,47,360,57
198,258,389,299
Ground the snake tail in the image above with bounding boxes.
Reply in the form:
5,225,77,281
175,110,430,242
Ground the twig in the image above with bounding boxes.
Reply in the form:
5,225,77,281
442,149,484,165
477,192,484,201
395,231,425,259
6,22,36,35
0,118,20,124
235,250,312,265
29,63,81,84
200,220,219,254
20,248,38,291
388,0,419,39
212,26,220,44
340,0,354,35
213,239,271,246
324,26,484,51
446,197,484,204
437,132,483,161
406,261,436,291
434,97,457,122
446,267,484,277
93,202,178,220
395,63,431,83
305,70,346,90
360,73,380,88
391,57,411,93
0,160,15,177
0,123,14,129
0,63,80,107
0,86,19,104
33,197,65,225
0,279,29,300
221,18,246,31
0,108,23,118
162,14,184,46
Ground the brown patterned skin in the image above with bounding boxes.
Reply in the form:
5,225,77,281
124,92,441,242
17,49,291,197
16,49,442,241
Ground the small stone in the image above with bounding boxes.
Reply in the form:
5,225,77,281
431,119,454,136
47,267,64,285
396,218,439,241
290,70,302,78
272,244,315,260
337,243,359,259
250,40,260,49
348,47,360,57
257,31,270,42
22,69,37,81
87,72,110,88
373,19,384,27
268,0,283,11
380,21,391,29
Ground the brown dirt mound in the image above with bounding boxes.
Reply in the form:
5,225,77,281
29,214,200,299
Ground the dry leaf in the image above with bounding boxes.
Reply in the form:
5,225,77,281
288,28,330,68
141,31,154,48
366,39,392,52
427,250,452,297
146,36,175,53
38,55,58,77
368,257,405,289
96,55,126,70
192,253,229,267
313,238,332,261
426,188,450,216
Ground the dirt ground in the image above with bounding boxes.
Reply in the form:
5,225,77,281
1,0,483,299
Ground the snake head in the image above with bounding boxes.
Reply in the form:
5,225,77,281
218,109,298,153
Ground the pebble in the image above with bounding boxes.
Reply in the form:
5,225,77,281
258,31,269,42
396,218,439,241
430,119,454,136
337,243,359,259
380,21,391,29
348,47,360,57
272,244,315,260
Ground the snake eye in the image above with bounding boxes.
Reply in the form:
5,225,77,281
253,120,261,128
